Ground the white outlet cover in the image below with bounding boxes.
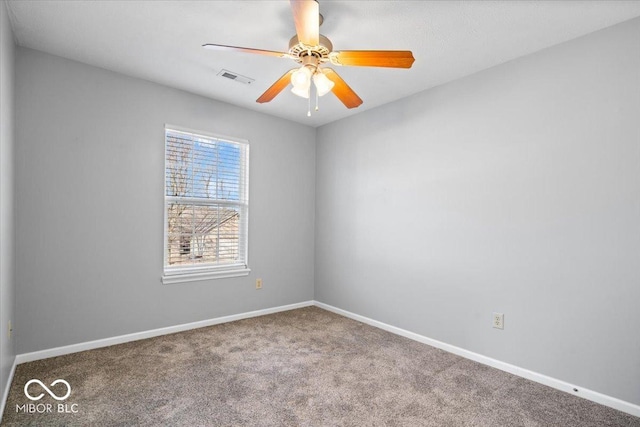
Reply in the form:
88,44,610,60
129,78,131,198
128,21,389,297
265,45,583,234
493,312,504,330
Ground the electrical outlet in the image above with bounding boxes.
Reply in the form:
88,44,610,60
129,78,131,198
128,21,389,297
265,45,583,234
8,321,12,339
256,278,263,290
493,313,504,330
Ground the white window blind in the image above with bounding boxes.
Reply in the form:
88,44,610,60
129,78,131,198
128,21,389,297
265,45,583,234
163,127,249,283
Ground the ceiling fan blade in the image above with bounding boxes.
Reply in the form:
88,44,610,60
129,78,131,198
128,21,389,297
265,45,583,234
290,0,319,46
256,69,297,104
330,50,415,68
323,68,363,109
203,44,290,59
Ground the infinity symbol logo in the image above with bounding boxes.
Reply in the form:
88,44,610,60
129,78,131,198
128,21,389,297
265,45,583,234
24,379,71,401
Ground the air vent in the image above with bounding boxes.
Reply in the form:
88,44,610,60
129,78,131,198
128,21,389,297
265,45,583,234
217,69,255,85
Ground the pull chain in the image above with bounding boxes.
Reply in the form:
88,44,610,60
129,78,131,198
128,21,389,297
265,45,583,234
307,87,311,117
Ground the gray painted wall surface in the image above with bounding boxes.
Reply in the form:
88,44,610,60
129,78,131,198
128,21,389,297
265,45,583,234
315,18,640,405
0,0,16,402
15,48,315,354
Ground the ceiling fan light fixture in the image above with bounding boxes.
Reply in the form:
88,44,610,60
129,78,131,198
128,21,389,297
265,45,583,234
291,66,312,90
313,69,334,96
291,85,310,99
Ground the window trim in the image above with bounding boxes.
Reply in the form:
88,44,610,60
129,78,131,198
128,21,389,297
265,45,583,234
162,265,251,285
162,124,250,285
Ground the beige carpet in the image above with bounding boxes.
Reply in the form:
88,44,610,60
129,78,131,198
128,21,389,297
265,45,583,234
2,307,639,426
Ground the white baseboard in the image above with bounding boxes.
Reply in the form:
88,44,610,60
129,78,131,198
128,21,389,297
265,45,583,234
15,301,314,364
0,356,17,425
313,301,640,418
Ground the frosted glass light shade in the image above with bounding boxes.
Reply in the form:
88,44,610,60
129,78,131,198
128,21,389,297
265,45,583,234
291,85,310,99
313,71,335,96
291,66,312,89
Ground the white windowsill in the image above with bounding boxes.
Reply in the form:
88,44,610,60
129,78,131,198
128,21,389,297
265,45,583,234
162,267,251,285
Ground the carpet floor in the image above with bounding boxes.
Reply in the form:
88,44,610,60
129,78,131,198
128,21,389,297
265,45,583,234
2,306,639,426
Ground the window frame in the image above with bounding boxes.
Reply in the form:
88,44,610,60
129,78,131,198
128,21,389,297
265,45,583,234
162,125,250,285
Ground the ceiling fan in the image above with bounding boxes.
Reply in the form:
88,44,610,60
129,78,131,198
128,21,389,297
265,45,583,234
203,0,415,114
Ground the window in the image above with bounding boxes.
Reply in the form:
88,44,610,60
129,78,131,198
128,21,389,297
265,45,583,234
163,127,249,284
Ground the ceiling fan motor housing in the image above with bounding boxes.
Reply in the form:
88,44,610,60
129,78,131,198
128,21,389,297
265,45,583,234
288,34,333,66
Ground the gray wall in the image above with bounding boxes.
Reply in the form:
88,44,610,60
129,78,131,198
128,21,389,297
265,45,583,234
315,18,640,405
15,48,315,354
0,0,16,402
0,1,16,404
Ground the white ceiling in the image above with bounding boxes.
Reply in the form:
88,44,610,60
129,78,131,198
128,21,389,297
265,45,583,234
6,1,640,127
